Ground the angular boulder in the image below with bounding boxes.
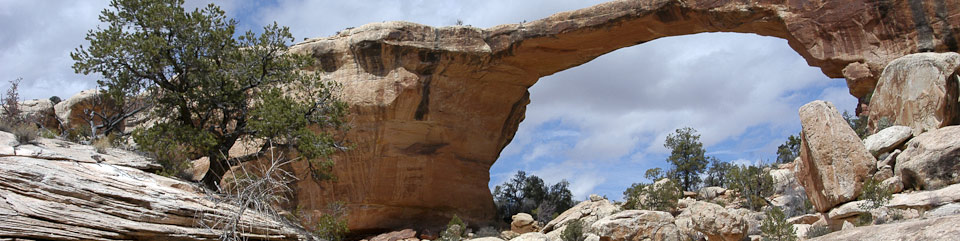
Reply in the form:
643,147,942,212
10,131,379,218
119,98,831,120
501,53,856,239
590,210,681,241
867,52,960,135
862,125,912,157
796,101,877,212
895,126,960,190
676,200,748,241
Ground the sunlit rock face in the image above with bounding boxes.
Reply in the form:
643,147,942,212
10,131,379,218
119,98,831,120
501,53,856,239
283,0,960,232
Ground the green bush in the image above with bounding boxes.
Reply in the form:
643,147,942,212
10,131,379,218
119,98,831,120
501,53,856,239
805,225,832,239
440,215,466,241
493,171,574,224
314,202,349,241
561,219,585,241
843,111,870,139
475,226,499,238
726,164,774,211
623,177,682,212
761,207,797,241
859,177,892,210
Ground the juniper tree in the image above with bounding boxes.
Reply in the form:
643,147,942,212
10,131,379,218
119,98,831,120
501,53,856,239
72,0,347,189
664,127,709,191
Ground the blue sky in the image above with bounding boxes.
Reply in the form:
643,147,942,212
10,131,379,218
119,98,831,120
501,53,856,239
0,0,856,201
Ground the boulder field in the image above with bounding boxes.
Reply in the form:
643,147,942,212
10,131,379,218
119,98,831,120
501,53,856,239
280,0,960,231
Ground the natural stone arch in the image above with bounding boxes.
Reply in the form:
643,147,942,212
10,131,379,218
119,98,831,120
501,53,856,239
283,0,960,232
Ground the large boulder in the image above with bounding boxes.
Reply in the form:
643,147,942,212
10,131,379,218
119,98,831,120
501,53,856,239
895,126,960,190
589,210,681,241
862,126,912,157
17,99,59,130
796,101,877,212
867,52,960,135
511,213,537,234
887,182,960,210
675,200,748,241
769,166,810,216
542,195,618,235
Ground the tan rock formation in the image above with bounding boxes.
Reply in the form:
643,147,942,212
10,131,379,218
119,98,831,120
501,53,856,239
0,133,301,240
895,126,960,190
266,0,960,231
862,125,912,157
589,210,681,241
809,214,960,241
796,101,877,212
675,200,748,241
511,213,538,234
542,195,618,236
868,52,960,135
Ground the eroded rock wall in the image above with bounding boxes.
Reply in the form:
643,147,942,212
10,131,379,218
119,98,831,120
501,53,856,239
283,0,960,231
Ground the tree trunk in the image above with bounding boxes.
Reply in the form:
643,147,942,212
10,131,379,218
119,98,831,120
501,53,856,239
201,156,229,191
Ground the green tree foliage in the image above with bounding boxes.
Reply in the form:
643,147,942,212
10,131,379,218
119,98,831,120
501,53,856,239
761,207,797,241
314,202,349,241
560,219,585,241
843,111,870,139
704,157,732,187
440,215,466,241
644,167,664,181
664,127,709,191
726,164,774,211
776,134,801,164
493,171,574,224
857,177,893,226
72,0,347,189
622,177,682,212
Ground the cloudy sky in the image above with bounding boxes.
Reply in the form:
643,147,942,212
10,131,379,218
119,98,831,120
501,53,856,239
0,0,856,200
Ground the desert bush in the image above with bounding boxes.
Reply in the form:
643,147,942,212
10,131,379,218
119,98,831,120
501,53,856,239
726,164,775,211
92,136,113,154
761,207,797,241
2,78,23,124
313,202,349,241
805,225,832,239
12,123,38,145
475,226,499,238
440,215,467,241
561,219,585,241
623,177,682,212
859,177,892,210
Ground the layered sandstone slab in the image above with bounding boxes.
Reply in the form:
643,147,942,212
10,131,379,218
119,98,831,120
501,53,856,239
282,0,960,231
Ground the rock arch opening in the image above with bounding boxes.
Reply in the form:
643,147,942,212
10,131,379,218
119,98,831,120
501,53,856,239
285,0,959,232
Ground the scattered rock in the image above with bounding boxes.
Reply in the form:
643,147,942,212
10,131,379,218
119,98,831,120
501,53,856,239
698,186,726,200
510,232,548,241
895,126,960,190
499,231,518,241
877,149,901,170
924,203,960,218
863,126,912,157
887,182,960,209
841,221,855,230
787,214,820,225
542,195,617,234
868,52,960,136
809,214,960,241
590,210,681,241
472,237,504,241
873,166,894,182
829,200,869,219
797,100,877,212
370,229,417,241
770,167,809,216
675,201,747,241
511,213,537,234
881,176,904,194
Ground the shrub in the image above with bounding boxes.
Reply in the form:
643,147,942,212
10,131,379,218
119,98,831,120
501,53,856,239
761,207,797,241
314,202,349,241
475,226,499,238
859,177,892,210
726,164,775,211
12,123,38,145
843,111,870,139
493,171,574,224
805,225,832,239
92,136,113,154
2,78,23,123
623,178,682,212
561,219,585,241
440,215,466,241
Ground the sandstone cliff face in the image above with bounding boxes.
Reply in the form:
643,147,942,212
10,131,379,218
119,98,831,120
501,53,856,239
281,0,960,231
